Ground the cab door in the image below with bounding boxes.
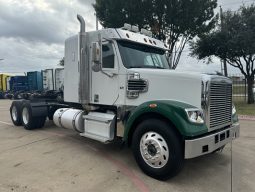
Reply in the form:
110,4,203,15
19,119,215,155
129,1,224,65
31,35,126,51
91,42,119,105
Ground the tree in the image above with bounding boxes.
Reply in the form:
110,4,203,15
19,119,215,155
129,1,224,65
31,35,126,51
93,0,217,69
191,4,255,104
59,57,64,66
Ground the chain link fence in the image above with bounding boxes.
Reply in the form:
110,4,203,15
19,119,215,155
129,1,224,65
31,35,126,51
230,74,255,102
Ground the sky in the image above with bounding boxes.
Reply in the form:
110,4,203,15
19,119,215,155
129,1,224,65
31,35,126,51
0,0,254,74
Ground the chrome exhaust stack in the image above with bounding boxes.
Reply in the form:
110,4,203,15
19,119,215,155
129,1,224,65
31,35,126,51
77,14,85,33
77,14,90,106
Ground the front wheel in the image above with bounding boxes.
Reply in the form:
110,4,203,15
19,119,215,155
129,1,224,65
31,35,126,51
132,119,184,180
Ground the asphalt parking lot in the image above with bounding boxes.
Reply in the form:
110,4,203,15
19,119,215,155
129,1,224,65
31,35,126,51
0,99,254,192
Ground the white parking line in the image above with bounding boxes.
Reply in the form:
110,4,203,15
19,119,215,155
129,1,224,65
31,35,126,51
0,121,13,126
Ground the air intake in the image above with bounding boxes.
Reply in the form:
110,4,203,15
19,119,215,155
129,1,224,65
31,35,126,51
127,79,148,91
127,73,148,99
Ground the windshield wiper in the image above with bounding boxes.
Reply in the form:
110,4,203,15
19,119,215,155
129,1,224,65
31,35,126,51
130,66,165,69
153,66,165,69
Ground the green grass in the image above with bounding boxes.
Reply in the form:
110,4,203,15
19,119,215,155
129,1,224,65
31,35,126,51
234,101,255,116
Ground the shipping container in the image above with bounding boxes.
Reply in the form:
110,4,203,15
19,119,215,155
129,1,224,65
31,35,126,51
27,71,43,91
6,76,12,90
0,74,4,91
9,76,28,91
0,74,10,91
42,69,54,90
55,68,64,91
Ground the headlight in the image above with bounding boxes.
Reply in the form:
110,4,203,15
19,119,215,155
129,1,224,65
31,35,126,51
185,108,204,124
232,104,236,115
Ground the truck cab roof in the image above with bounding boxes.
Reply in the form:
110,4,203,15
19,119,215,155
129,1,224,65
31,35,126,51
67,28,168,51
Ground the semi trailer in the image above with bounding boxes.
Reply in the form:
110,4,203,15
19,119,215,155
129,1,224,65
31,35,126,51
0,74,11,91
2,69,64,100
54,67,64,91
9,15,240,180
27,71,43,91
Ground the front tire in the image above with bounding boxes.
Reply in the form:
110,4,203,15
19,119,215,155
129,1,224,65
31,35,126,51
132,119,184,180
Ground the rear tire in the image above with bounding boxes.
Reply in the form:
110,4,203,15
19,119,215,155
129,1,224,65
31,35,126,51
10,101,22,126
132,119,184,180
21,103,46,130
37,117,46,128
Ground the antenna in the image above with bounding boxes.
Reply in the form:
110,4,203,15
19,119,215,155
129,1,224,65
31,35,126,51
231,139,233,192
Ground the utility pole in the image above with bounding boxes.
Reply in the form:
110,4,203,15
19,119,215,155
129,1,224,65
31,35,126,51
220,6,228,77
94,13,98,30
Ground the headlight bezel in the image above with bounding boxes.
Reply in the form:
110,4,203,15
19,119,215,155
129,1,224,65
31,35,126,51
232,104,237,115
185,108,205,124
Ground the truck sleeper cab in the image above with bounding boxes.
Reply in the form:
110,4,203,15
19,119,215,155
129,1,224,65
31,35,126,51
9,15,240,180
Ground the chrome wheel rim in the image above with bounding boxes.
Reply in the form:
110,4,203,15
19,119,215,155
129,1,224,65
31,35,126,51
22,107,29,125
12,106,18,121
140,131,169,168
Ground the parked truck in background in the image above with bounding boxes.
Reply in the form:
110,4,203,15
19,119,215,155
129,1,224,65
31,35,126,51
27,71,43,91
54,67,64,91
0,68,64,100
9,15,240,180
41,68,64,91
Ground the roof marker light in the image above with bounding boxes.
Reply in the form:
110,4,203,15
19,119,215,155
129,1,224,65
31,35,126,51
131,25,139,33
141,28,152,37
122,23,132,31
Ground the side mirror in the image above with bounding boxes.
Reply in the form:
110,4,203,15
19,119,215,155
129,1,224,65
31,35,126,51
92,42,102,72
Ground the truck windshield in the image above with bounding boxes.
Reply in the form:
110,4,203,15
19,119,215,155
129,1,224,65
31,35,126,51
117,40,170,69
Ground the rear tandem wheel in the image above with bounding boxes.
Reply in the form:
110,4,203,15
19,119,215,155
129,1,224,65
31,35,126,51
21,102,46,130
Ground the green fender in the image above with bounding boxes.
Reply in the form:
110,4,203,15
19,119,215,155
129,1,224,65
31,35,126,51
123,100,208,142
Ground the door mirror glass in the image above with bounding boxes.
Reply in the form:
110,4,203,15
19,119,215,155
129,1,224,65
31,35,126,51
92,42,101,63
92,42,102,72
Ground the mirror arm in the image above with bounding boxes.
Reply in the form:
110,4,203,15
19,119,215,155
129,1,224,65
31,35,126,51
100,70,115,78
98,34,102,69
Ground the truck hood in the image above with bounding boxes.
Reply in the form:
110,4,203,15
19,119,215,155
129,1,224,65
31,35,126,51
126,68,203,108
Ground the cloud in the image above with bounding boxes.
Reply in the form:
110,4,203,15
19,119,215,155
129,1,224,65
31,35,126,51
0,0,250,74
177,47,241,74
0,37,63,72
0,0,96,44
77,0,95,7
0,0,97,73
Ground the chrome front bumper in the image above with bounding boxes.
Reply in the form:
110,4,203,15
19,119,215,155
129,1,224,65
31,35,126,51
185,123,240,159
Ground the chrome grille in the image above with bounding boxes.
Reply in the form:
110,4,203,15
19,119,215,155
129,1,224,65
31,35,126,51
209,82,232,129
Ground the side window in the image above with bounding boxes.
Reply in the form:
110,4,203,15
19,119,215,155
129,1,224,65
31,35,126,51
102,43,114,68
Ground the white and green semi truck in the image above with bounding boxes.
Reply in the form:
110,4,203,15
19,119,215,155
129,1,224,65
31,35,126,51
10,15,240,180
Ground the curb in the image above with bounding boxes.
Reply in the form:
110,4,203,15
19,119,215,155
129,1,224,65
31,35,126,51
238,115,255,121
